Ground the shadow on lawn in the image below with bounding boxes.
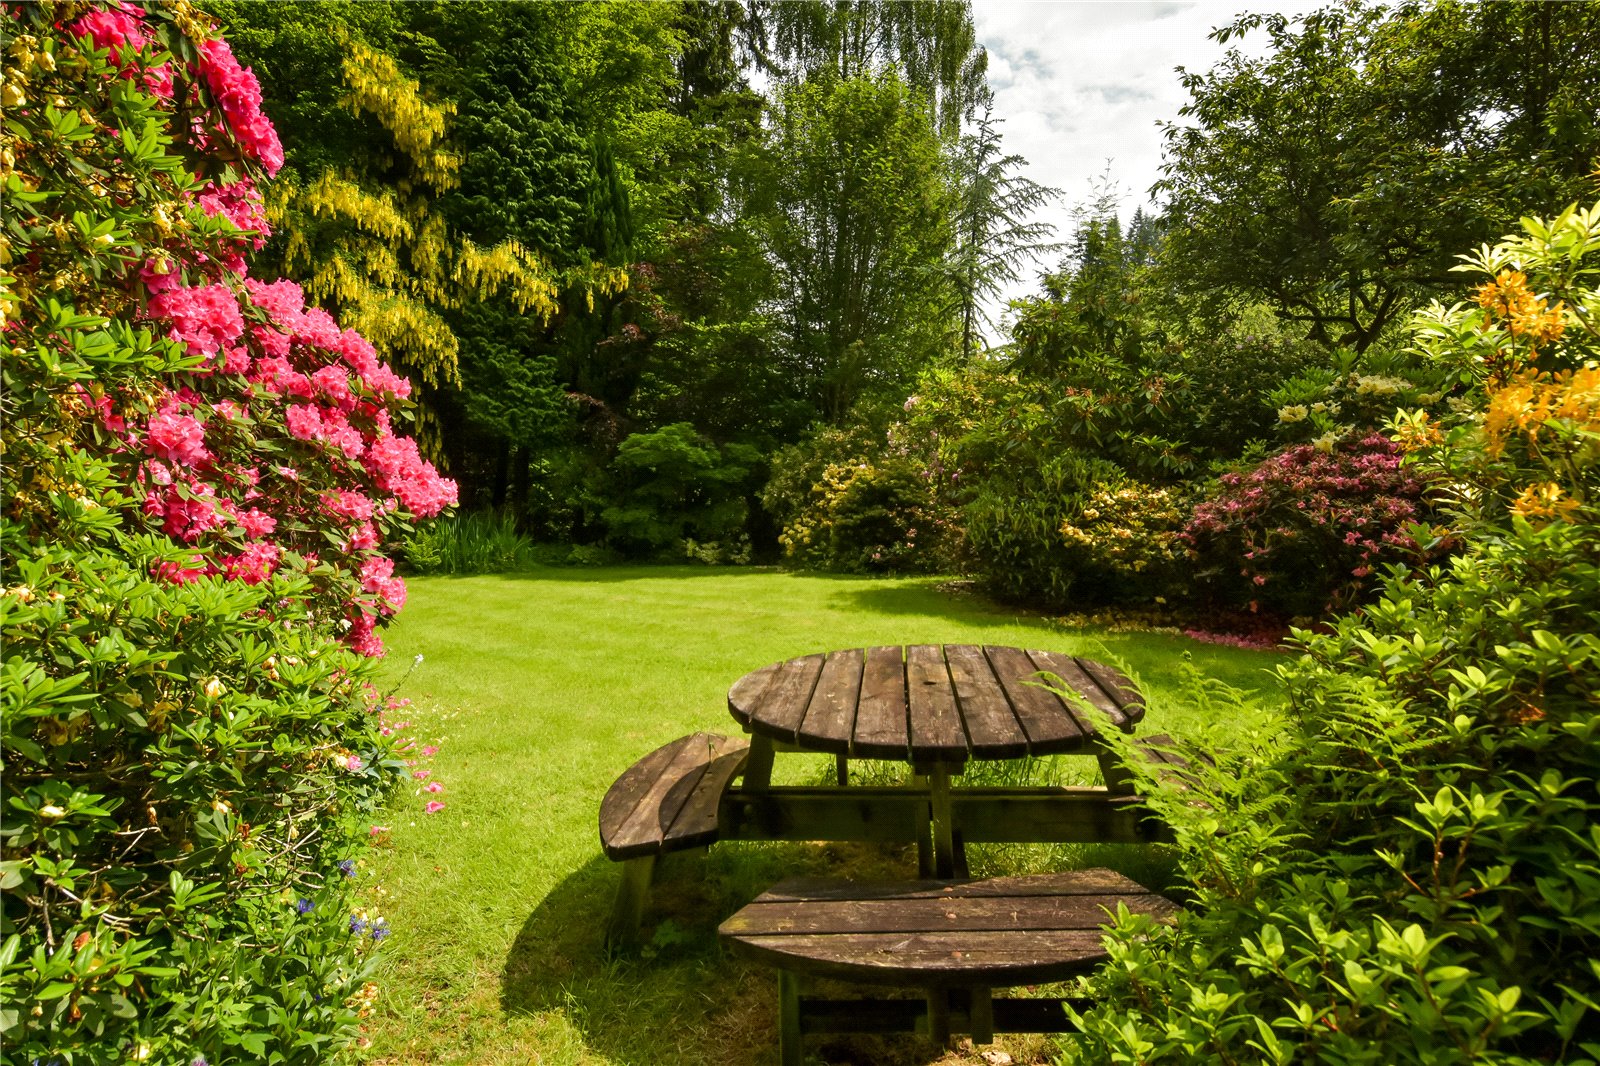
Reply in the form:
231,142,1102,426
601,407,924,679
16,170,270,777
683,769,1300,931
499,845,983,1066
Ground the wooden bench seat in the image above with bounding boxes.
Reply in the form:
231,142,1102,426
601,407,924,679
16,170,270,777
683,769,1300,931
719,869,1177,1064
598,731,749,947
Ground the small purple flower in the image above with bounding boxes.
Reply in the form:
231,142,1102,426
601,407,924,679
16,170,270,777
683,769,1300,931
370,923,391,941
192,1058,210,1066
349,915,368,935
296,898,314,914
337,859,355,878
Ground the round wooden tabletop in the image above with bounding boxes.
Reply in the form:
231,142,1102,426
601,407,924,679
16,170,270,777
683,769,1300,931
727,644,1145,762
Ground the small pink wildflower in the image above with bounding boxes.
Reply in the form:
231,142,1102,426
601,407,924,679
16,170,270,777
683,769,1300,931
423,801,445,814
423,782,443,794
412,770,431,780
345,754,363,771
421,746,438,757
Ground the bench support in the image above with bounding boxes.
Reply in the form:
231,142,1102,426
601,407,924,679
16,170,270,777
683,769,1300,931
775,980,1085,1060
778,970,803,1066
605,855,656,950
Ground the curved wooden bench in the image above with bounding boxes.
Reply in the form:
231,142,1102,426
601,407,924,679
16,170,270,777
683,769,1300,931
720,869,1177,1063
599,732,749,947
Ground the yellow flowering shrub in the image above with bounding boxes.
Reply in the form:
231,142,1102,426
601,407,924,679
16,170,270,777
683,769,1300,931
1057,480,1191,601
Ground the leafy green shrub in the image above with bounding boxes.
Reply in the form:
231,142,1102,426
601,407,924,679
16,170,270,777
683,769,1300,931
1058,480,1192,603
763,420,941,573
1,7,451,1061
1269,347,1454,448
775,456,929,571
1070,203,1600,1065
600,422,759,559
402,510,536,574
962,448,1124,607
1179,332,1326,456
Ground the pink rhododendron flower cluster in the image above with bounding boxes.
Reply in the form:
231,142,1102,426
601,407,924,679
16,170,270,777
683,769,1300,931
1184,434,1429,613
54,2,456,656
195,37,284,175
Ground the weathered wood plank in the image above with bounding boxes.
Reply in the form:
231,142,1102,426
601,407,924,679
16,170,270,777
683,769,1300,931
658,737,750,850
1133,732,1214,793
944,644,1028,757
906,644,965,760
1079,658,1146,727
797,649,865,755
1026,650,1123,730
795,997,1085,1035
719,786,928,843
725,930,1114,987
949,789,1161,844
852,645,909,758
982,645,1088,753
603,737,716,859
746,653,827,742
598,735,690,850
752,868,1145,903
721,892,1173,937
728,662,780,727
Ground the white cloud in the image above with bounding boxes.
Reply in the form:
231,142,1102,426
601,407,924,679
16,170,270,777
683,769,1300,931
972,0,1324,338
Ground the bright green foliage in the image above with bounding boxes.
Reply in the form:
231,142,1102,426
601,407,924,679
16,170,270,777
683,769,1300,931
600,423,760,560
402,510,539,575
0,7,428,1061
946,107,1060,356
1158,1,1600,351
748,72,957,420
764,0,989,136
1071,205,1600,1065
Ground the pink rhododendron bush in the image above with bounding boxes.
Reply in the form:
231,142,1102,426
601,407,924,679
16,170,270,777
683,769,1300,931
1,3,453,1060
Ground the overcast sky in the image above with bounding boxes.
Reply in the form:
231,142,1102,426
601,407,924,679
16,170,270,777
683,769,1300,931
973,0,1323,335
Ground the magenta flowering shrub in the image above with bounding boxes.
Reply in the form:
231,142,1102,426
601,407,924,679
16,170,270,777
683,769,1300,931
1184,434,1434,616
2,3,453,1061
14,0,454,657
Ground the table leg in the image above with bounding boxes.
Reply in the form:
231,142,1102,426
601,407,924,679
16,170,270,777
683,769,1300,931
929,765,957,878
835,753,849,786
926,988,951,1045
1095,735,1137,795
910,772,933,876
742,734,776,792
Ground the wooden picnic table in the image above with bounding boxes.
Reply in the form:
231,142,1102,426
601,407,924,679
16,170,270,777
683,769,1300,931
599,643,1173,946
725,644,1149,878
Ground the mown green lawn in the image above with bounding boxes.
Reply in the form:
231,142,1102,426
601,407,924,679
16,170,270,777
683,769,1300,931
366,567,1286,1065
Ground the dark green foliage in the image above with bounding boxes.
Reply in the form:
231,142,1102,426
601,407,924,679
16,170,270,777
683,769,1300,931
1178,333,1325,455
1071,208,1600,1065
962,448,1124,606
429,3,623,261
747,71,958,421
600,423,760,558
1158,1,1600,350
